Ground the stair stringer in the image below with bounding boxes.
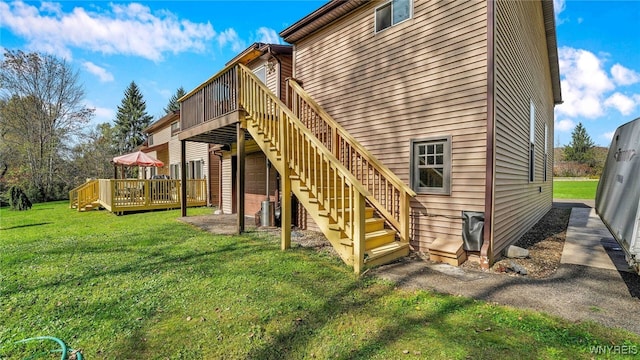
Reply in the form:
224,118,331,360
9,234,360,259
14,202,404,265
244,116,356,266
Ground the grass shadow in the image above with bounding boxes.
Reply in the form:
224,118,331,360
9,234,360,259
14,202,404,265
0,222,51,230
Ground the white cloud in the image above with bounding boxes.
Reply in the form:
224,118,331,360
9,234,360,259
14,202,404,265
82,61,114,82
553,0,566,24
611,64,640,86
604,92,638,115
256,27,281,44
555,47,614,118
217,28,245,53
555,119,576,132
602,131,615,142
0,1,215,61
84,101,115,124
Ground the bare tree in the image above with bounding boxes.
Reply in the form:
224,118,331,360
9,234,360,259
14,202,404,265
0,50,94,201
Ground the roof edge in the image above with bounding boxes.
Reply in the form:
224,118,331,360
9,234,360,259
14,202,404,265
280,0,366,43
541,0,563,105
144,110,179,134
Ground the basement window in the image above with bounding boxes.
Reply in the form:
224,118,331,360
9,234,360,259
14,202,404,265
375,0,412,33
411,136,451,195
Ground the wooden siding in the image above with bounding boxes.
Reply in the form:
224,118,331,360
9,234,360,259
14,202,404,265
293,0,488,250
493,0,555,256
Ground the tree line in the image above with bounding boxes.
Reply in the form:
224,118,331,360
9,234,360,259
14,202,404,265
554,122,607,177
0,50,184,205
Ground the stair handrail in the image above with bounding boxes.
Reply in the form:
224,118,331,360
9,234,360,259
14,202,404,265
237,64,372,253
287,79,416,242
69,180,95,208
75,179,100,211
237,64,370,198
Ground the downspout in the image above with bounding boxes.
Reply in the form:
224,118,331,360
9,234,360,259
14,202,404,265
480,0,496,270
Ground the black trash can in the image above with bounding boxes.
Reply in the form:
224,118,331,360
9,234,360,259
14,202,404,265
462,211,484,251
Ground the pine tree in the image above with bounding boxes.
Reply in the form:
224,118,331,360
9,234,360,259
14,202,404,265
114,81,153,153
564,122,595,164
164,86,186,114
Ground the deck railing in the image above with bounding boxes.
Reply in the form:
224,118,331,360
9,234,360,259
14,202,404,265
73,179,206,213
287,80,416,243
180,65,238,131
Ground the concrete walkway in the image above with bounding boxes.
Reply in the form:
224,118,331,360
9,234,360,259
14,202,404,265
561,207,632,272
372,202,640,334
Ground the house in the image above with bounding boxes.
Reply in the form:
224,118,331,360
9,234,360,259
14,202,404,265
142,110,219,207
177,0,561,273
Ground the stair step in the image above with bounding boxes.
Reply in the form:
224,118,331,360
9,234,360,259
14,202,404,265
364,242,410,267
365,229,396,250
365,218,385,232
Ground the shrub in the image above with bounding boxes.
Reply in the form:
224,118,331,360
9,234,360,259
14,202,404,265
8,186,32,210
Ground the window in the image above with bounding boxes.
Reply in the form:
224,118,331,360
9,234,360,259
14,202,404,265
148,134,154,146
253,66,266,84
171,121,180,136
529,100,535,182
411,137,451,195
376,0,412,32
544,123,549,182
170,163,181,179
189,160,203,179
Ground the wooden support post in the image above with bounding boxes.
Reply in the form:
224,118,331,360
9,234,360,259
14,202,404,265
353,193,366,274
237,122,245,234
399,193,410,243
180,140,187,217
280,110,291,250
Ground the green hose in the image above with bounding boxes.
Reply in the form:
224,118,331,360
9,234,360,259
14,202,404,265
12,336,83,360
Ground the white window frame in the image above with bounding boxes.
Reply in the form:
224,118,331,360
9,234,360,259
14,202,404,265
170,163,181,179
147,134,154,146
375,0,413,33
170,121,180,136
529,100,536,182
544,123,549,182
410,136,452,195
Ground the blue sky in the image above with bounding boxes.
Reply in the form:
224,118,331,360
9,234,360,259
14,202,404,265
1,0,639,147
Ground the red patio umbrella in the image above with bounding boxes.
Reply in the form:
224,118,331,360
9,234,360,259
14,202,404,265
113,151,164,167
112,151,164,179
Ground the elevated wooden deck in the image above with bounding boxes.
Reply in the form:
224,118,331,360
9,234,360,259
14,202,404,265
70,179,207,214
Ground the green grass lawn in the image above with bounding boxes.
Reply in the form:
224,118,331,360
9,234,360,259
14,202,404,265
553,180,599,200
1,202,638,359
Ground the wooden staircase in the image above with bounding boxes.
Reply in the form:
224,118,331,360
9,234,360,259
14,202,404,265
69,179,100,212
237,64,413,273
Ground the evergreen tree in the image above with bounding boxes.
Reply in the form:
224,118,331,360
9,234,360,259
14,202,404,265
164,86,186,114
114,81,153,153
564,122,595,164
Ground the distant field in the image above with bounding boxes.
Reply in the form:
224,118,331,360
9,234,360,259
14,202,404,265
553,179,599,199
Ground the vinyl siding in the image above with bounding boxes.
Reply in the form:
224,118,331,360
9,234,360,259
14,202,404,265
152,126,172,145
279,55,293,102
293,0,488,250
209,148,221,207
222,155,232,214
492,0,554,256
